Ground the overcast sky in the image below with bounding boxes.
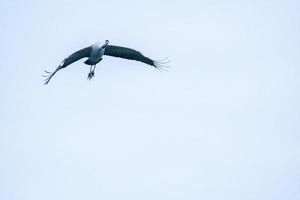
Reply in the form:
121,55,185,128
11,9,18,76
1,0,299,200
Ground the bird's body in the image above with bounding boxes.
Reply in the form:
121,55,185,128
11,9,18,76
43,40,169,84
84,42,105,65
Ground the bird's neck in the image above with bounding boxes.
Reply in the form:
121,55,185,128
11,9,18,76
101,43,108,48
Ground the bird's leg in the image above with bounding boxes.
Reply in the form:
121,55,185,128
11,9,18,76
91,65,97,76
87,65,94,80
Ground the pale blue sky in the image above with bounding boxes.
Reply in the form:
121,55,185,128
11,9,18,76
1,0,300,200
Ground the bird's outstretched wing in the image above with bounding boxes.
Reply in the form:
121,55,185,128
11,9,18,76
104,45,170,71
43,46,91,84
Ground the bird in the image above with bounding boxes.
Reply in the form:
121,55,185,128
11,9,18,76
43,40,170,84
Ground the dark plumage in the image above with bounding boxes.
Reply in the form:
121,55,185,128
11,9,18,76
104,45,155,66
43,47,92,84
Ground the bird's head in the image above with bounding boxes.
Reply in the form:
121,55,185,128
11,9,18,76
101,40,109,48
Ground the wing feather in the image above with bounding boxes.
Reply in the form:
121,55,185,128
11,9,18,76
44,47,91,84
104,45,156,66
104,45,170,71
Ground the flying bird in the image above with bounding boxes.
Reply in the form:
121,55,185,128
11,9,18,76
43,40,170,84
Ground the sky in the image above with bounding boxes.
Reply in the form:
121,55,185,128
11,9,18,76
0,0,300,199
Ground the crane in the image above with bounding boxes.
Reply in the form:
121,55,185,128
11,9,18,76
43,40,170,84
